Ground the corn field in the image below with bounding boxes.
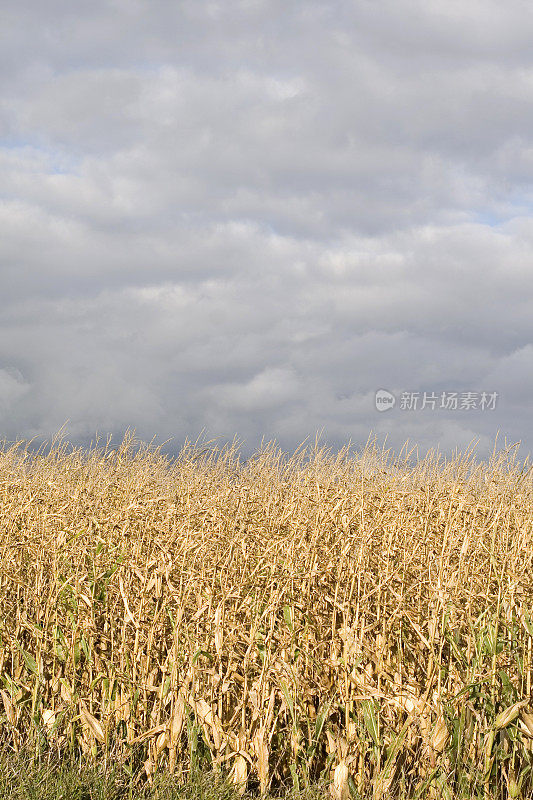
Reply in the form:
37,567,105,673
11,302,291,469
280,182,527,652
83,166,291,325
1,432,533,799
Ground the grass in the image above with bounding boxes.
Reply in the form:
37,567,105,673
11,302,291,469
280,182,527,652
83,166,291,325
1,431,533,798
0,745,318,799
1,745,316,800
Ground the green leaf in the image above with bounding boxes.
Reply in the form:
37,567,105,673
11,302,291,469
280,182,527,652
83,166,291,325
373,713,412,798
313,698,333,745
361,699,380,748
18,646,38,676
307,698,333,763
283,605,294,632
73,639,81,666
192,649,213,665
280,681,297,730
80,636,92,663
289,763,300,793
88,673,106,693
347,775,359,798
498,669,515,699
523,612,533,638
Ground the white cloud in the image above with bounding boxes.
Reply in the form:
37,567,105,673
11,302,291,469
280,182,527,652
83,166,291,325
207,367,300,413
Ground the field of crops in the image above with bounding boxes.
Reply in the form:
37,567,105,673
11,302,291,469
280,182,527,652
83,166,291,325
1,433,533,799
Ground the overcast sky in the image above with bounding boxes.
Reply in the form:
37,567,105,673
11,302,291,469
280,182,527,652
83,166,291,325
1,0,532,461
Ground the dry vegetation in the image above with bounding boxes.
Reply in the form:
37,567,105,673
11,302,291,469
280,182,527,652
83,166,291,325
1,432,533,799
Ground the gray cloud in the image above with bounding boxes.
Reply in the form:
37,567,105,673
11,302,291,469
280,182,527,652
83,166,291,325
1,0,532,459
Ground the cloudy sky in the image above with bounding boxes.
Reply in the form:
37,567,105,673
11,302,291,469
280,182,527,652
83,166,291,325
1,0,532,460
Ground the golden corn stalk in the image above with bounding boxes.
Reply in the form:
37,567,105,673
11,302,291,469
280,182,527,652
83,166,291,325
0,432,533,797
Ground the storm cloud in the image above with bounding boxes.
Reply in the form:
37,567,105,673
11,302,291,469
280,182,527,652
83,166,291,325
1,0,532,459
